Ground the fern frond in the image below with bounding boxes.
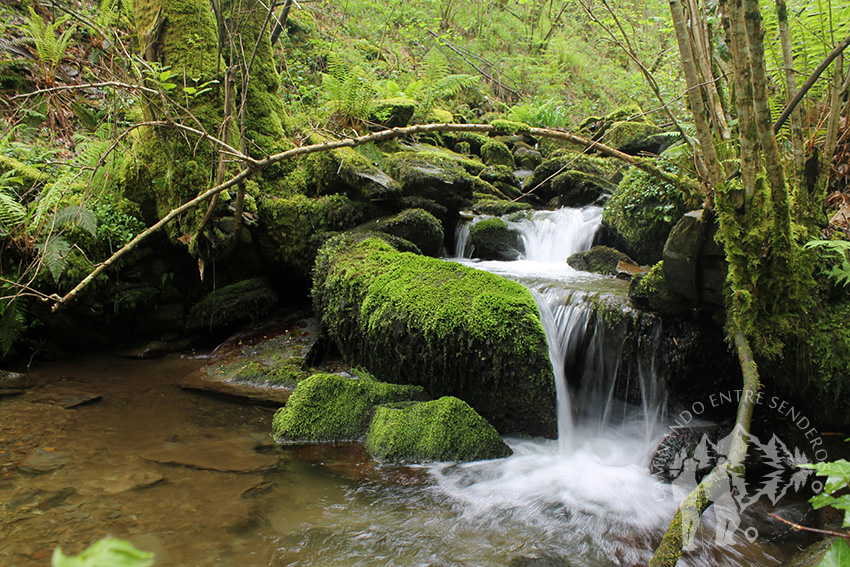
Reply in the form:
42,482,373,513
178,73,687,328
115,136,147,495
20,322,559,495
422,48,450,86
54,205,97,236
36,236,72,282
31,182,65,234
0,191,26,234
806,240,850,287
0,299,25,356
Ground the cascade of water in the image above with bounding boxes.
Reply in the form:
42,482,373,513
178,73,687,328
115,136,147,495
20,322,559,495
508,206,603,262
454,222,472,259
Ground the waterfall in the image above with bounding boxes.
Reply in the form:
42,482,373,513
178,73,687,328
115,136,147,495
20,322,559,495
452,206,667,448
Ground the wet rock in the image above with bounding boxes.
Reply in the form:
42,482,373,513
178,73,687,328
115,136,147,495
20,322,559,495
662,209,727,309
385,151,477,214
18,448,69,474
365,397,512,462
143,434,277,473
122,335,198,359
85,469,164,494
29,387,102,408
272,372,425,443
524,154,618,206
514,146,543,170
470,199,531,217
567,246,635,276
0,370,34,390
185,277,278,332
509,555,572,567
356,208,444,257
181,310,319,405
629,261,689,314
468,217,521,261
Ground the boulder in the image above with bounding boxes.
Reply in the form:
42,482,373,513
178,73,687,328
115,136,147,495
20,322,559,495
369,97,417,128
385,152,477,213
567,246,635,276
481,141,515,168
272,372,425,443
365,397,512,462
514,146,543,170
601,121,662,154
524,154,618,206
469,217,522,261
471,199,532,216
628,261,689,314
313,235,557,437
356,208,444,257
185,277,278,331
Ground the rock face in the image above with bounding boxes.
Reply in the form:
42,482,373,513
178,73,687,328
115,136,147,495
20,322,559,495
469,217,522,260
661,209,727,308
567,246,635,276
312,235,557,437
365,397,512,462
272,372,425,443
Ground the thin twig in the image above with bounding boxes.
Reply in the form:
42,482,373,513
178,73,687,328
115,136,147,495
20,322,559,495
768,513,850,539
12,81,161,99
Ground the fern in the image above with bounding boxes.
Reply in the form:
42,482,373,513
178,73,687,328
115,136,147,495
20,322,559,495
54,205,97,237
320,54,377,126
0,298,25,357
0,191,26,235
31,182,64,234
23,8,75,87
36,236,72,283
806,240,850,287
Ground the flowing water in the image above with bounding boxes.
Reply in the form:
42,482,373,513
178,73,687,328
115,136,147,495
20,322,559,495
0,207,806,566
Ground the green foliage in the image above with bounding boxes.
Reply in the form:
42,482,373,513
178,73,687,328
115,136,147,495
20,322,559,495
507,98,571,129
815,539,850,567
806,240,850,287
320,54,378,127
22,8,76,87
53,538,154,567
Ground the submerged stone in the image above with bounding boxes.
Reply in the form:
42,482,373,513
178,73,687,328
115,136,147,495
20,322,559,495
312,236,556,437
365,397,512,462
272,372,425,443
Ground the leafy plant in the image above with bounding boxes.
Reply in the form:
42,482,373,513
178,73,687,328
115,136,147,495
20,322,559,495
22,7,76,88
799,458,850,566
805,240,850,287
320,54,377,128
53,537,154,567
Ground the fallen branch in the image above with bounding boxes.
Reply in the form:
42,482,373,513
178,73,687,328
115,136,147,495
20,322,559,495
51,122,697,311
649,328,761,567
768,513,850,539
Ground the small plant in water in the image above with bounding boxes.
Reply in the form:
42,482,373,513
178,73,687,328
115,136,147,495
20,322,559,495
53,537,154,567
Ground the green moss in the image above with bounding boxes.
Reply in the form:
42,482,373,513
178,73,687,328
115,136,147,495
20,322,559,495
604,104,647,123
602,121,661,149
471,199,532,216
271,372,424,443
480,141,515,168
312,236,556,436
457,132,491,155
370,97,418,128
567,246,634,275
365,397,512,462
184,277,278,331
602,160,690,264
428,109,454,123
356,208,444,257
468,217,521,260
628,261,687,314
491,119,531,134
257,193,380,280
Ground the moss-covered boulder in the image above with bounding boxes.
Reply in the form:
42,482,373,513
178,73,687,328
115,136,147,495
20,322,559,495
524,154,619,207
365,397,512,462
356,208,444,257
601,121,662,154
471,199,532,216
257,194,381,283
313,236,556,436
479,165,523,198
469,217,522,261
369,97,418,128
185,277,278,331
272,372,425,443
628,261,688,314
514,146,543,170
297,140,400,203
567,246,635,276
384,152,477,213
600,161,689,265
661,210,727,308
481,141,515,168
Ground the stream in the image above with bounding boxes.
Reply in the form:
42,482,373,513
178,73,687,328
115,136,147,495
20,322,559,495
0,207,812,566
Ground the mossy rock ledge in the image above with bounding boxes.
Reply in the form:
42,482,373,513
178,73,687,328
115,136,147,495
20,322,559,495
313,235,557,437
366,397,512,462
469,217,522,261
184,277,278,331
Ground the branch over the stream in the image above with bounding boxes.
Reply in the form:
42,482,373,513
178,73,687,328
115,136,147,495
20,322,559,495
50,121,698,311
